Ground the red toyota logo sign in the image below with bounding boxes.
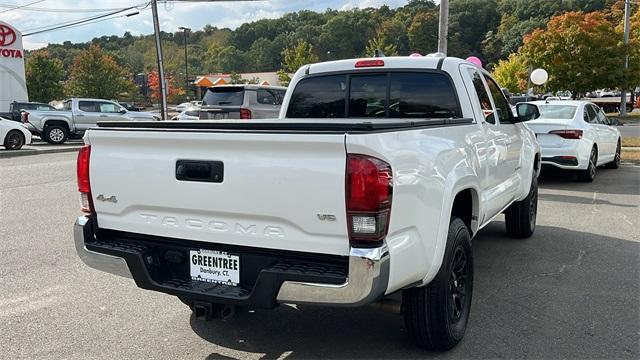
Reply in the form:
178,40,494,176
0,24,17,47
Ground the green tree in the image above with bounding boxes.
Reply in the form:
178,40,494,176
26,51,64,102
278,40,319,86
65,44,136,99
519,11,623,97
491,53,528,93
407,11,439,54
365,36,398,57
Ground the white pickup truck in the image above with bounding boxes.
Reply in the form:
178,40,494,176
23,98,159,144
74,56,541,351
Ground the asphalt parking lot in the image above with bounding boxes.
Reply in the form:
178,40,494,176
1,152,638,359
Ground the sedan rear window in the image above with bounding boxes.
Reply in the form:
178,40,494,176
537,105,577,120
287,72,461,119
203,87,244,106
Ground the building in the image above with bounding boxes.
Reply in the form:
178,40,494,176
192,72,284,99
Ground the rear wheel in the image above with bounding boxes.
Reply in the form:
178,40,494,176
577,147,597,182
504,175,538,239
3,130,25,150
605,140,621,169
44,125,68,144
404,217,473,351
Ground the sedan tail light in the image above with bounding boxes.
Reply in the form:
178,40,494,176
346,154,393,246
76,145,94,214
240,108,252,119
549,129,583,139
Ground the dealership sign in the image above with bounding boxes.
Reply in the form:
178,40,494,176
0,21,28,112
0,24,23,58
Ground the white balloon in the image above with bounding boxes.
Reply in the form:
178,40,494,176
530,68,548,85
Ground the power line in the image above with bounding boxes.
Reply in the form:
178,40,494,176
23,11,145,37
0,3,138,13
0,0,46,14
23,5,147,37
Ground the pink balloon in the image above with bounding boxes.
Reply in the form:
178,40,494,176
466,56,482,68
409,53,423,57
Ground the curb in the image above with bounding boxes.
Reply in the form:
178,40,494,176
0,146,82,159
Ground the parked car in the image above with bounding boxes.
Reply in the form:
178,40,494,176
0,101,58,122
523,101,620,181
0,116,32,150
22,98,160,144
74,56,540,351
199,85,286,120
119,102,144,112
175,101,202,112
171,109,199,121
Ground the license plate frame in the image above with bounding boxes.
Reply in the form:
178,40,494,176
189,249,240,286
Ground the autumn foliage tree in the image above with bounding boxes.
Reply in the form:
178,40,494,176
519,11,623,97
65,44,136,99
147,71,185,104
492,53,529,93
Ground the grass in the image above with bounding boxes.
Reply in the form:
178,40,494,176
622,137,640,147
621,149,640,161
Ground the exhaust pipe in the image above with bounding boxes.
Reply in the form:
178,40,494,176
193,302,235,321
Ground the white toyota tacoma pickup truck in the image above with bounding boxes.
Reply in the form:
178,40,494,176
74,56,541,351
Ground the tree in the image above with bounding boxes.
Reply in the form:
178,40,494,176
408,11,439,54
147,71,185,104
519,11,624,97
492,53,528,93
65,44,136,99
365,36,398,57
26,51,64,102
278,40,319,86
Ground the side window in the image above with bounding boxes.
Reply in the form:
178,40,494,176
97,102,120,113
485,77,512,124
63,101,72,111
78,101,97,112
595,106,609,125
256,89,278,105
465,68,495,124
584,105,598,123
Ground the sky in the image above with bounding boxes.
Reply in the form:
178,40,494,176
1,0,411,50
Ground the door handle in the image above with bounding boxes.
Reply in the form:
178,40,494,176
99,115,108,117
75,114,84,117
176,160,224,183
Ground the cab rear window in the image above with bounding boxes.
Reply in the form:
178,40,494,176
286,72,461,119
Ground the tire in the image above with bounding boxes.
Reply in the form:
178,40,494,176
3,130,25,150
605,140,621,169
43,125,68,144
577,147,597,182
404,217,473,352
504,175,538,239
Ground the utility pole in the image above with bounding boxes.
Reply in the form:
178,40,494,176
151,0,168,120
620,0,631,116
437,0,449,55
179,26,191,100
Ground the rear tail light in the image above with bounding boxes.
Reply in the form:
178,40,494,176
346,154,393,246
21,111,29,123
76,145,94,214
240,108,252,119
549,129,583,139
355,59,385,68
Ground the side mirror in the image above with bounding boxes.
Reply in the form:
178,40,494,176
119,109,127,114
515,103,540,122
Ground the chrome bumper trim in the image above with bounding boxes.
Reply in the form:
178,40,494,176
74,216,132,278
276,245,390,307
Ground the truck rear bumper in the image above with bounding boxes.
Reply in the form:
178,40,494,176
74,216,389,307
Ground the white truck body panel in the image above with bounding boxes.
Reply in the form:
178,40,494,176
81,56,540,298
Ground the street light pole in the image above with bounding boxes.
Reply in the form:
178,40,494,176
620,0,631,116
437,0,449,55
179,26,191,100
151,0,168,120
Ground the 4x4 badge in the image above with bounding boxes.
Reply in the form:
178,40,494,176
96,194,118,203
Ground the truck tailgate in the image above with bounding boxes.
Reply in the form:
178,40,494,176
87,129,349,256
